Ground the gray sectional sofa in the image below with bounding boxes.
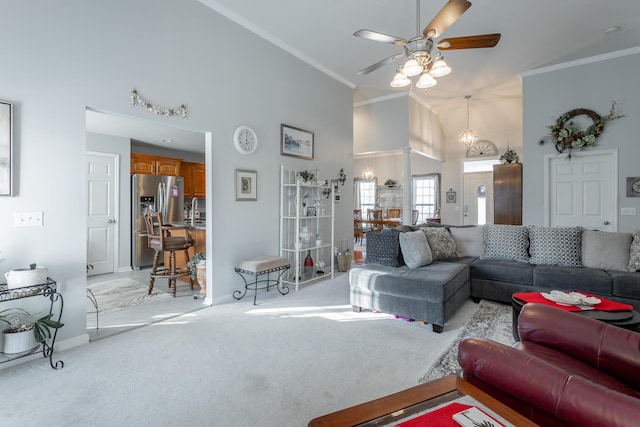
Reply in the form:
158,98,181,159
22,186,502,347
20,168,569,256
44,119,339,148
349,223,640,332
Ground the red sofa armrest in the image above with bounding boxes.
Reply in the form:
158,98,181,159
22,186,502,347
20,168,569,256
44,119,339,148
518,303,640,387
457,337,571,417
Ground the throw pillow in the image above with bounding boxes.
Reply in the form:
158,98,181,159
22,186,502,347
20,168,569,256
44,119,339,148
582,229,632,271
422,227,458,259
450,226,484,257
365,231,402,267
528,226,583,267
481,225,529,263
629,230,640,272
399,230,433,269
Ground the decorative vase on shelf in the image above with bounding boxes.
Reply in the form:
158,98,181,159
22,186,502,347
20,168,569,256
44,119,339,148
304,251,314,279
300,227,312,246
315,233,322,246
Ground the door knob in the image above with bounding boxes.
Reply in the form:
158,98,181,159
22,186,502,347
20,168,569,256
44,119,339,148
604,221,610,225
108,219,116,224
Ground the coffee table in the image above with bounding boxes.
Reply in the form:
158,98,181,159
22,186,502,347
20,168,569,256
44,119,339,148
512,293,640,341
307,375,538,426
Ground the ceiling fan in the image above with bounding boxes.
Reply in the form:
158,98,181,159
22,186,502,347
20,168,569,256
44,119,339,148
354,0,500,86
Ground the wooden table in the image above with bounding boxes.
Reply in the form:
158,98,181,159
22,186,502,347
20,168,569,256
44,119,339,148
308,375,538,426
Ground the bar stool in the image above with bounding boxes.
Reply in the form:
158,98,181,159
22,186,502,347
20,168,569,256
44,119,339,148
143,208,194,297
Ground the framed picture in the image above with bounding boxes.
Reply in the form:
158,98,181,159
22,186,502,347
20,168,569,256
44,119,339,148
235,169,257,201
627,177,640,197
281,124,314,160
0,100,13,196
446,189,456,203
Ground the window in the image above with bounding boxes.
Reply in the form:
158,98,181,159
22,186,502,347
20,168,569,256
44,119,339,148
412,174,440,223
463,159,500,173
354,178,377,215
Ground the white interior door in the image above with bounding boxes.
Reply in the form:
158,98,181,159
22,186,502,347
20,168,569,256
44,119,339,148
545,150,617,231
87,152,118,276
463,172,494,225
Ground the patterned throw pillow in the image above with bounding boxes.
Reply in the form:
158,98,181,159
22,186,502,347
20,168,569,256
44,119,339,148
422,227,458,260
528,226,583,267
629,230,640,272
365,231,402,267
481,225,529,263
399,230,433,269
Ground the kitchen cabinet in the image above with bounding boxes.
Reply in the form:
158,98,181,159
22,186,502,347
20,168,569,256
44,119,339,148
181,162,206,198
131,153,181,176
493,163,522,225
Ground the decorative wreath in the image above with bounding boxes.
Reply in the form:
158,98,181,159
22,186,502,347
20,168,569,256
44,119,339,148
547,102,623,154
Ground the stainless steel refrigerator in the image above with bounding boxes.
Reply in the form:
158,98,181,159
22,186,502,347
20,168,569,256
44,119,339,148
131,174,184,269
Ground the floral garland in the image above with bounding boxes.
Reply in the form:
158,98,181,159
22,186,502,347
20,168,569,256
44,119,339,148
547,102,623,154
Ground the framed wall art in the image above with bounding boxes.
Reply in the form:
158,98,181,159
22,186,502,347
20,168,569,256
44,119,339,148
281,124,314,160
0,100,13,196
235,169,257,201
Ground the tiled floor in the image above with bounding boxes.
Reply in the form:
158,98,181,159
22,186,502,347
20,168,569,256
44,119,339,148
86,268,207,341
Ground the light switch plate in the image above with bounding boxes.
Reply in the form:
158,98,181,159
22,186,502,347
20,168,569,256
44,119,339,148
14,212,43,227
621,208,636,216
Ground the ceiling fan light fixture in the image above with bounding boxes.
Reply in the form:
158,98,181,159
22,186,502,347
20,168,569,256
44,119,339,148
416,72,437,89
402,58,423,76
429,58,451,77
390,70,411,87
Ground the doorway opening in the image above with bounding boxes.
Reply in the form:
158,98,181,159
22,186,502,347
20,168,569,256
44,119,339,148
463,159,499,226
85,108,209,340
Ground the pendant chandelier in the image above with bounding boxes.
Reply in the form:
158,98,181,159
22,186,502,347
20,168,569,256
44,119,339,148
361,155,375,180
458,95,478,148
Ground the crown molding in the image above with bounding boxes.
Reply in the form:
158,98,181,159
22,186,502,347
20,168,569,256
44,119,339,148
521,46,640,77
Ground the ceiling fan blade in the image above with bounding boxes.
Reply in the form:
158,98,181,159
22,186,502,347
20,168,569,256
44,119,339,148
422,0,471,39
437,33,501,50
354,29,407,46
357,52,405,75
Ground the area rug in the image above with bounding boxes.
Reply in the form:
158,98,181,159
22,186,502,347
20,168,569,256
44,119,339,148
419,300,514,383
87,278,172,315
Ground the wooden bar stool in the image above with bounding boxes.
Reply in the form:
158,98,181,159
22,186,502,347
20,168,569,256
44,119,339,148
143,208,194,297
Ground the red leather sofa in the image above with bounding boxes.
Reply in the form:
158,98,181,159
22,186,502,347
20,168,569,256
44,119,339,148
457,303,640,427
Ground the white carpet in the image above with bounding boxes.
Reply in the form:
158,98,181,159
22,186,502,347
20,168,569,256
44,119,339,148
87,278,172,315
1,274,508,427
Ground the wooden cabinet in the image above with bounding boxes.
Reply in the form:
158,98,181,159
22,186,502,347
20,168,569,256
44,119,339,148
181,162,206,198
131,153,181,176
493,163,522,225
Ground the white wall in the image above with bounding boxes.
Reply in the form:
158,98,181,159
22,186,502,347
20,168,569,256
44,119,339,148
522,50,640,232
353,96,409,154
0,0,353,345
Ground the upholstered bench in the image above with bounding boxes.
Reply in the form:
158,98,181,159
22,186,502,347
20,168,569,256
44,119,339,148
234,256,290,305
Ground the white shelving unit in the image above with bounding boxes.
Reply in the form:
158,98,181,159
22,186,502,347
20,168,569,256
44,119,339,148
280,164,335,291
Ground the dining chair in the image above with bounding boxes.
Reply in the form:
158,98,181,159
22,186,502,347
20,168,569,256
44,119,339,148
367,209,384,233
354,209,368,244
386,208,401,219
143,208,194,297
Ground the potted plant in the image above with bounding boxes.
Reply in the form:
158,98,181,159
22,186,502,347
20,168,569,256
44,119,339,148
499,148,520,164
188,252,206,296
297,170,316,183
0,308,64,354
384,179,397,187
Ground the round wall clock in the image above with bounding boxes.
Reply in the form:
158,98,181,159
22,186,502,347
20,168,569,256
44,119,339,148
233,125,258,155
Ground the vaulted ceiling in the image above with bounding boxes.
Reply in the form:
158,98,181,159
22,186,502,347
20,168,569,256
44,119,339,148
200,0,640,136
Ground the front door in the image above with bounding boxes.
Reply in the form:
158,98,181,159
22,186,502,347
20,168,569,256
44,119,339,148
546,150,617,231
463,172,494,226
87,152,118,276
